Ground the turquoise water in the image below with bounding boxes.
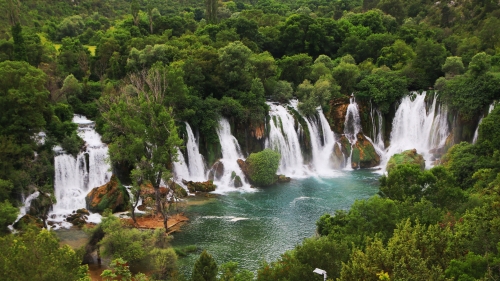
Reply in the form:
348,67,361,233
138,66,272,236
171,170,380,275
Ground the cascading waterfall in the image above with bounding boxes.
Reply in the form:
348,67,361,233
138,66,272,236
370,102,385,151
473,102,496,143
301,108,336,176
49,115,112,227
173,148,190,183
266,102,305,176
382,92,450,169
343,96,363,168
344,96,363,142
214,118,253,192
185,123,206,181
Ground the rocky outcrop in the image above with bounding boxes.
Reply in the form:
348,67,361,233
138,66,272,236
85,175,130,213
14,215,44,230
66,208,90,227
351,133,381,169
328,97,350,134
386,149,425,173
207,160,224,181
182,180,217,193
231,171,243,188
277,175,291,183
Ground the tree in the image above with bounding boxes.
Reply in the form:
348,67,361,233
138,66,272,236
0,200,18,233
100,63,182,229
131,0,140,26
11,23,27,62
0,229,89,281
0,61,49,144
192,250,218,281
246,149,281,186
332,57,360,95
205,0,218,23
442,56,464,78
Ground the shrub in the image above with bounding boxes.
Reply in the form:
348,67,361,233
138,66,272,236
246,149,281,186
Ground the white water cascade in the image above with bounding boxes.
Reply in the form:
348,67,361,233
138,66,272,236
266,102,305,176
344,96,363,142
370,102,385,151
49,115,112,227
382,92,450,170
214,118,253,192
185,123,206,181
173,148,191,183
473,102,496,143
301,107,337,176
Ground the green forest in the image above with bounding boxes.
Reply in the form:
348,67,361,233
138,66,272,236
0,0,500,279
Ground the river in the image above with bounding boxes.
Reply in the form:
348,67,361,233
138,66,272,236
171,170,380,276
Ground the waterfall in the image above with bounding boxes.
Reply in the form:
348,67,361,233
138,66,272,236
49,115,112,227
185,123,206,181
370,102,385,151
344,96,363,143
473,102,496,143
382,92,450,170
301,108,336,176
173,148,190,183
214,118,253,192
266,102,305,176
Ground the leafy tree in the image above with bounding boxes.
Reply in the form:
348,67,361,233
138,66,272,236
0,229,89,281
412,39,447,88
270,80,293,103
0,200,18,233
218,41,253,91
377,39,415,70
192,250,218,281
0,61,49,143
331,57,360,94
101,258,149,281
11,23,27,62
277,53,312,88
218,261,254,281
442,56,465,78
101,64,182,228
468,52,491,77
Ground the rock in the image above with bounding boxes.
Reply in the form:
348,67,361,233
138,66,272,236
28,192,53,220
141,183,169,199
351,133,381,169
338,135,352,157
331,142,345,169
386,149,425,173
233,175,243,187
168,180,188,197
182,180,217,193
13,215,44,230
85,175,130,214
208,160,224,181
277,175,291,183
66,209,89,227
328,97,350,134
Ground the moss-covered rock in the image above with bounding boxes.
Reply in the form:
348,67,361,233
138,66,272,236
13,214,44,230
85,175,130,213
351,133,380,169
277,175,291,183
182,180,217,193
65,208,89,227
168,180,188,197
386,149,425,173
233,175,243,187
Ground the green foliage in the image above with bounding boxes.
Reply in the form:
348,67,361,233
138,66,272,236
192,250,218,281
101,258,150,281
0,200,18,233
385,149,424,173
356,68,408,113
218,261,254,281
0,229,87,281
246,149,281,187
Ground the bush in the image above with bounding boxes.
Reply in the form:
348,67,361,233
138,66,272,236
246,149,281,186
